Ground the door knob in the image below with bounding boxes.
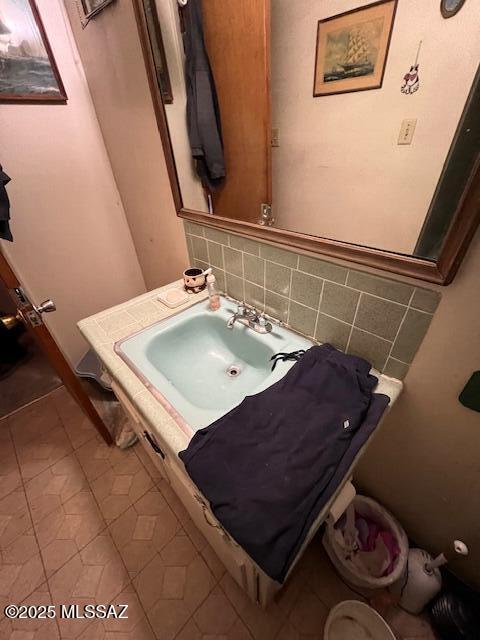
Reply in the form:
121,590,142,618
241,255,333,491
35,299,56,314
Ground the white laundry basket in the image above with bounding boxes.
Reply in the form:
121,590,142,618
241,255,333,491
323,495,408,590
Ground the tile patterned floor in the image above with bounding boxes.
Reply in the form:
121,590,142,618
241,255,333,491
0,387,438,639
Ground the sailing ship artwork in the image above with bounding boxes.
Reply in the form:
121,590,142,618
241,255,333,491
323,22,381,83
314,0,397,97
0,0,66,102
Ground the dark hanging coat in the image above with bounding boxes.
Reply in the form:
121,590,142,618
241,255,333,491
0,166,13,242
182,0,226,189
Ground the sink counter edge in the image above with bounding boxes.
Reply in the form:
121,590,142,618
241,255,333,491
78,280,208,457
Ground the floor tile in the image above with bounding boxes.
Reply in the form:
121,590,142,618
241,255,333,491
24,454,88,525
0,428,21,502
0,583,60,640
0,489,31,550
384,606,436,639
15,425,72,482
182,517,207,553
193,585,242,635
47,532,130,639
0,389,439,640
200,542,226,582
51,387,97,450
177,609,254,640
220,573,285,640
0,532,46,605
108,488,180,576
274,551,314,619
275,620,303,640
34,490,106,577
133,534,216,640
174,618,203,640
7,395,61,450
89,453,153,525
156,479,190,525
75,435,139,484
75,589,156,639
288,587,328,636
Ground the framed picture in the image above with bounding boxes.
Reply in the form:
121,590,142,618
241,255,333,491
81,0,116,22
0,0,66,103
313,0,397,97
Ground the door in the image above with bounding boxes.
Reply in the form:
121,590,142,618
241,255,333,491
201,0,272,223
0,248,113,445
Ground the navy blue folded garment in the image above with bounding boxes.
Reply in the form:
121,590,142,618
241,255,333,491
179,344,390,582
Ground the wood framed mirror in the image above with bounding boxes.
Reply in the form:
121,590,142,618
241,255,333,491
133,0,480,286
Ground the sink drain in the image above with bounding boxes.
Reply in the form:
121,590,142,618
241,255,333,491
226,364,242,378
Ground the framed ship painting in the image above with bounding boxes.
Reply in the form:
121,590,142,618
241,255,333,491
314,0,397,97
0,0,67,103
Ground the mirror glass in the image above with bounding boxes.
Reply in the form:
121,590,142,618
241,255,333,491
151,0,480,262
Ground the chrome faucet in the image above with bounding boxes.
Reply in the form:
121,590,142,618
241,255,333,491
226,302,273,334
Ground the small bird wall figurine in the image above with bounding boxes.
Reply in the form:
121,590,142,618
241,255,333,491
401,41,422,95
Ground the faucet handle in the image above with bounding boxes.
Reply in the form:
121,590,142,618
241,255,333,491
258,312,267,327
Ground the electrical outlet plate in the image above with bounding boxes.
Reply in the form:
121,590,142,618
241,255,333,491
398,119,417,145
271,128,280,147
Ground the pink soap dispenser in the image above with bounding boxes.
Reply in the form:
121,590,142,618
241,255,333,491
207,273,220,311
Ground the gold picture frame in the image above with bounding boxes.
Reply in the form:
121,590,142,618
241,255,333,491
314,0,397,97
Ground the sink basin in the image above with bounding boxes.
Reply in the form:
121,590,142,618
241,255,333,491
115,296,312,432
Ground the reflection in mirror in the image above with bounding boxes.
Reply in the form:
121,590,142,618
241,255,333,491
142,0,173,104
271,1,479,258
145,0,480,266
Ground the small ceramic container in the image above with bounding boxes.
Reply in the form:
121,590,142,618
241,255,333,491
183,267,207,293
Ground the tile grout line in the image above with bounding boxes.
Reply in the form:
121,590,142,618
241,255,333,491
214,249,431,313
286,267,294,326
189,228,439,306
205,236,212,269
241,251,246,302
345,292,362,354
263,258,267,311
219,274,401,346
69,441,168,638
7,408,157,601
171,578,221,640
32,398,114,585
189,232,437,314
127,450,225,640
312,280,325,342
0,386,63,422
384,288,416,369
4,399,71,637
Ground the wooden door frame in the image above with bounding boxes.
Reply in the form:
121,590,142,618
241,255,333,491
0,248,113,445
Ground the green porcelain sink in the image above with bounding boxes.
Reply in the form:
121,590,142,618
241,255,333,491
115,296,312,431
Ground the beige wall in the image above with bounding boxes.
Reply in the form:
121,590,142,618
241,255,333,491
0,0,145,365
64,0,189,290
272,0,480,254
356,226,480,587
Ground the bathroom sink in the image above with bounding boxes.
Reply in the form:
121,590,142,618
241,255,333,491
115,296,312,432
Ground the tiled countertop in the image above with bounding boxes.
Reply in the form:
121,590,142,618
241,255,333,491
78,280,402,457
78,280,208,457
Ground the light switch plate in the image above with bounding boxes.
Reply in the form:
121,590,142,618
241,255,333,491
398,119,417,145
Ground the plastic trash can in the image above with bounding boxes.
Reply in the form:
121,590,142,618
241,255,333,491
323,495,408,590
